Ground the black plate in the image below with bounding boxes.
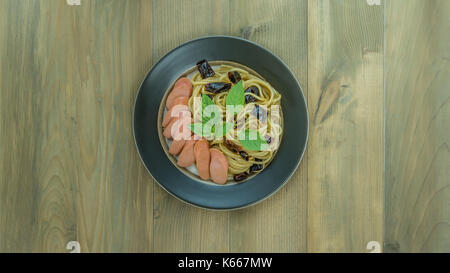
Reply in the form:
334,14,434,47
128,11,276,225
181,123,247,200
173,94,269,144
133,36,308,210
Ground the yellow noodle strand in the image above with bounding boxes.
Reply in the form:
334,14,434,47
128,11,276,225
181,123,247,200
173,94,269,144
189,64,283,176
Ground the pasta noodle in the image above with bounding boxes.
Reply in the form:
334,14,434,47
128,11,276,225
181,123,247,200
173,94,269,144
188,64,283,177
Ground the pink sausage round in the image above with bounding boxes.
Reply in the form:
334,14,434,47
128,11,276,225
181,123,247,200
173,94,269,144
209,148,229,184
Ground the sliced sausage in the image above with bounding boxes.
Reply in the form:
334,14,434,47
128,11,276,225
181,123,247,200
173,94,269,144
174,96,189,106
166,96,189,112
163,107,191,140
162,104,189,128
166,78,192,109
163,117,178,139
194,139,210,180
169,139,186,155
177,140,196,168
174,77,192,89
171,115,192,141
209,148,229,184
166,86,192,109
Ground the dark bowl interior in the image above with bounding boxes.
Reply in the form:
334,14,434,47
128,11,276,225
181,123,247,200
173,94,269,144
133,36,308,210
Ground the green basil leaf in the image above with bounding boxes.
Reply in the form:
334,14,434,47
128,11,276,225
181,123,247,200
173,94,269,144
203,112,218,136
225,80,244,107
238,129,267,151
201,94,215,123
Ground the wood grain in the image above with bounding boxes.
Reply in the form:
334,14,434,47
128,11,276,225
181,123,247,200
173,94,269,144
228,0,308,253
1,0,449,253
384,0,450,252
0,0,154,252
307,0,384,252
151,0,230,253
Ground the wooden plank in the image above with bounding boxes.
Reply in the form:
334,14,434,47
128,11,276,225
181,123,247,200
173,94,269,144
0,0,154,252
307,0,384,252
384,0,450,252
228,0,308,252
0,0,50,252
151,0,230,252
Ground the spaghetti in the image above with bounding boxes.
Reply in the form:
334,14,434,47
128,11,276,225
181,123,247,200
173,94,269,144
188,64,283,178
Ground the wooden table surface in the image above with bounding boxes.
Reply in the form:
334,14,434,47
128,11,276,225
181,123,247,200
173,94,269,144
0,0,448,253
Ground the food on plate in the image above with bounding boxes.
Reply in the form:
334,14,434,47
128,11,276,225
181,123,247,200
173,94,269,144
161,61,283,184
169,139,186,155
209,148,229,184
177,140,196,168
205,82,231,94
163,117,178,139
194,139,211,180
162,104,189,127
166,77,192,109
196,59,215,79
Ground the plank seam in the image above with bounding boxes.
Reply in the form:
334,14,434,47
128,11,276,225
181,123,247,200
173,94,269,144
382,0,386,253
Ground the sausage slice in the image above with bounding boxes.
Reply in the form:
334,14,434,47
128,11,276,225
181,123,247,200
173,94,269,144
163,117,178,139
194,139,210,180
171,115,192,141
177,140,196,168
162,104,189,128
209,148,229,184
174,77,191,90
166,96,189,111
169,139,186,155
166,78,192,109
